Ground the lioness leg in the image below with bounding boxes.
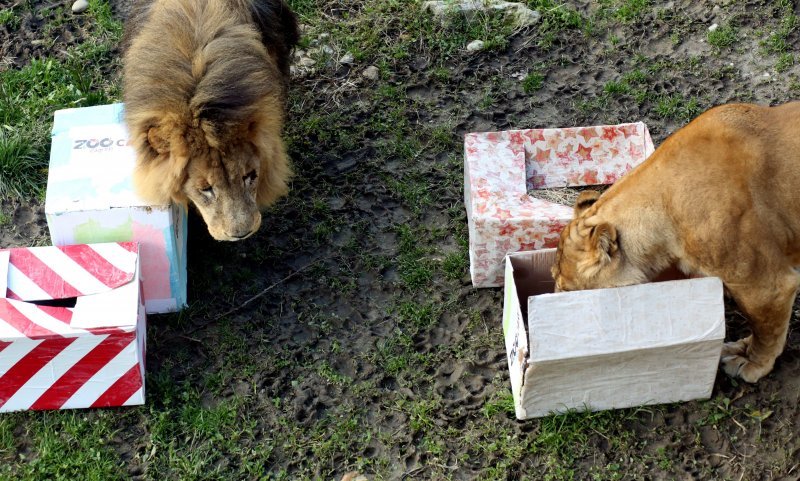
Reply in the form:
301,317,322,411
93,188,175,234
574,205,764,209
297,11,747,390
721,270,800,382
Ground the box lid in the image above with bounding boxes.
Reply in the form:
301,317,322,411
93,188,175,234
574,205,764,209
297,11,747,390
45,103,167,213
0,242,141,336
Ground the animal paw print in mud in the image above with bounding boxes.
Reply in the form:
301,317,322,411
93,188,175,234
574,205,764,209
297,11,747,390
434,360,494,409
292,385,334,425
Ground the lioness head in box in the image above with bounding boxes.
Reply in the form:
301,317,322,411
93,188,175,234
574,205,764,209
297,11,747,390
551,191,649,292
122,0,298,241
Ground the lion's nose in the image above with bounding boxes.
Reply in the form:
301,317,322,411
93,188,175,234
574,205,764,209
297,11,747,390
227,230,254,240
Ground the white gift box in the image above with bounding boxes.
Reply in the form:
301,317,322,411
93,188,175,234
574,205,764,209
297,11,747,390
0,242,146,412
502,249,725,419
465,123,655,287
46,103,187,314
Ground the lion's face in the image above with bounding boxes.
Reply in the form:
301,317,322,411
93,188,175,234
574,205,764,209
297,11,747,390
551,191,648,292
182,143,262,241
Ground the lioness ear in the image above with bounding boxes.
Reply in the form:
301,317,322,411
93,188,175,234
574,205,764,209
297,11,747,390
590,223,618,265
574,190,601,217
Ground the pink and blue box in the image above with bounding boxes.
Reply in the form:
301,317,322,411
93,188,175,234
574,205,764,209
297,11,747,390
465,123,726,418
0,103,187,412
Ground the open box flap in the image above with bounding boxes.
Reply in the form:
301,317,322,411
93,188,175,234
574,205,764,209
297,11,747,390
69,275,140,329
1,242,137,302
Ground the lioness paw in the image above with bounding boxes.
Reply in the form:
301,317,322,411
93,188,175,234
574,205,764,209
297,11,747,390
721,338,772,383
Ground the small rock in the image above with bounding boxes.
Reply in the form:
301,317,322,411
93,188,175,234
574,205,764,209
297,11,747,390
711,5,721,16
340,52,355,65
71,0,89,14
708,23,719,32
362,65,379,80
466,40,485,52
763,72,771,77
297,56,316,67
321,45,334,55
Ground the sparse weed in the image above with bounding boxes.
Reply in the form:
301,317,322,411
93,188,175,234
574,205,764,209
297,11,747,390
708,25,738,50
654,94,701,123
523,72,546,93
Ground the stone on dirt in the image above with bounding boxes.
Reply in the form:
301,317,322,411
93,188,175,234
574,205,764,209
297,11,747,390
423,0,541,28
71,0,89,14
466,40,485,52
362,65,379,80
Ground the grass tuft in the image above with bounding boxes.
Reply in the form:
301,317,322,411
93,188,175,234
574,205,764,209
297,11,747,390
0,129,47,198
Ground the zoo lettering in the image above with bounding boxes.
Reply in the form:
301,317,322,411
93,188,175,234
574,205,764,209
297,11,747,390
73,138,131,150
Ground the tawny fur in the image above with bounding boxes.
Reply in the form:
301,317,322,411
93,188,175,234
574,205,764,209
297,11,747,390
122,0,298,241
552,102,800,383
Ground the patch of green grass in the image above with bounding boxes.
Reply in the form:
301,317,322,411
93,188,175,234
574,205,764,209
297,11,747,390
531,408,639,463
654,94,701,123
0,129,47,198
398,301,439,329
776,52,795,72
698,396,735,426
603,80,630,96
0,1,121,198
523,72,546,93
528,0,586,47
442,248,468,281
396,224,434,289
599,0,651,22
762,15,798,54
707,25,738,50
482,390,515,418
0,8,19,28
5,411,126,480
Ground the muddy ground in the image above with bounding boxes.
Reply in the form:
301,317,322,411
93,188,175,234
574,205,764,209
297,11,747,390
3,0,800,480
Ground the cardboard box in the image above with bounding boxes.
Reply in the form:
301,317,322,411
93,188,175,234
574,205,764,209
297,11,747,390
503,249,725,419
465,123,655,287
0,242,146,412
45,103,187,314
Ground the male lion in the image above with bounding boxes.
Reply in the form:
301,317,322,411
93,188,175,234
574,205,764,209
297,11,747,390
552,102,800,383
122,0,299,240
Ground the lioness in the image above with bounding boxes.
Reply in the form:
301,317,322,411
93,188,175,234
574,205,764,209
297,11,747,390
552,102,800,383
122,0,298,241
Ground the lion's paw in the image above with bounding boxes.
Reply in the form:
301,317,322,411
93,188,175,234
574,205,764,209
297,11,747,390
721,337,750,357
721,338,771,383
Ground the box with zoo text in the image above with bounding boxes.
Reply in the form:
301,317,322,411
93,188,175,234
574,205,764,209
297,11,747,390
502,249,726,419
465,123,655,288
45,103,187,314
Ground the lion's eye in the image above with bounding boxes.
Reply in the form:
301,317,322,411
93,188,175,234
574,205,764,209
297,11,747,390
200,185,214,198
243,170,257,186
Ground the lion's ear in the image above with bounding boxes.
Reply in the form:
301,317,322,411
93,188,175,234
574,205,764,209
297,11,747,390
147,126,170,155
574,190,601,217
590,223,618,265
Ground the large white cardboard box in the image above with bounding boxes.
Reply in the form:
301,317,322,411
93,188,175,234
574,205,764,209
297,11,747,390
503,249,725,419
0,242,146,412
45,103,187,314
465,123,655,288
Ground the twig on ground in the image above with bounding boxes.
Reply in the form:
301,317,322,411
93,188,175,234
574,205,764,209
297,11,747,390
213,256,324,321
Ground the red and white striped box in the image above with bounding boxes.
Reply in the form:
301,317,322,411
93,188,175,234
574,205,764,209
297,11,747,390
0,242,146,412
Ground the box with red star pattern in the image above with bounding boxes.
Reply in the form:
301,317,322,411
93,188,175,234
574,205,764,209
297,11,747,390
464,123,655,287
